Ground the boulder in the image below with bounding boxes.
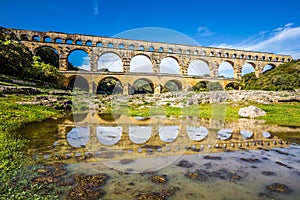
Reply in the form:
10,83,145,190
238,105,266,119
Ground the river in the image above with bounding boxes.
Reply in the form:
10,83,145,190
20,112,300,199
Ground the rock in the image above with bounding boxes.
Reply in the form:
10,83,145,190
238,105,266,119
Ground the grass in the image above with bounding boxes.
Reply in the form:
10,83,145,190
110,101,300,126
0,94,62,199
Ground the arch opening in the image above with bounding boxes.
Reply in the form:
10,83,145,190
129,126,152,144
67,76,89,92
163,80,182,92
35,46,59,68
43,36,51,43
188,59,210,76
97,77,122,94
67,127,90,148
263,64,276,73
242,63,255,76
98,52,122,72
218,61,234,78
225,82,239,90
159,126,178,143
32,35,40,41
192,81,208,92
160,57,180,74
130,55,152,73
67,49,90,71
187,126,208,141
132,78,154,94
97,126,122,146
66,38,73,44
55,37,62,43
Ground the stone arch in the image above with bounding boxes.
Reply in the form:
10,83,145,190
43,36,51,42
96,42,103,47
55,37,62,43
65,38,73,44
225,82,239,90
67,49,91,71
32,35,40,41
20,34,29,41
118,43,125,49
75,40,83,45
96,77,123,94
132,78,154,94
163,79,182,92
188,59,210,76
98,52,122,72
218,61,234,78
130,54,152,73
67,75,89,91
160,56,180,74
241,62,255,76
85,40,92,46
34,46,59,68
263,63,276,73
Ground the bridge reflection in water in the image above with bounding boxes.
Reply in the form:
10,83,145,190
29,111,296,166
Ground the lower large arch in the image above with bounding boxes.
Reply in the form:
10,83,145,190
67,76,89,91
97,77,123,94
132,78,154,94
163,80,182,92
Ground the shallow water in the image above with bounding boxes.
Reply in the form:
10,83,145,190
21,112,300,199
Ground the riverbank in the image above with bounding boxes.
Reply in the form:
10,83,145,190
0,94,63,199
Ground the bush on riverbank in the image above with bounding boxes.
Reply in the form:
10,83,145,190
0,27,61,84
240,59,300,91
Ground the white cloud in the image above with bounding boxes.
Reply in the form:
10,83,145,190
94,0,99,15
215,23,300,59
197,26,215,37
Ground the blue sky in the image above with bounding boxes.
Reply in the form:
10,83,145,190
1,0,300,59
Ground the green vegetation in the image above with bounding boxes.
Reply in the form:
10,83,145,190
0,95,61,199
240,60,300,91
109,101,300,126
0,27,61,84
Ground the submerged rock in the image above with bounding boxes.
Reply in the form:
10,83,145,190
203,155,222,160
149,175,168,184
185,169,210,181
240,157,261,163
68,185,105,200
135,187,180,200
266,183,293,193
176,160,194,168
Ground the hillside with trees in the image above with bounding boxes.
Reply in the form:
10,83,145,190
240,60,300,91
0,27,61,83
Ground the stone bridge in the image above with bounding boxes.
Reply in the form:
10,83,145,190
9,28,293,94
